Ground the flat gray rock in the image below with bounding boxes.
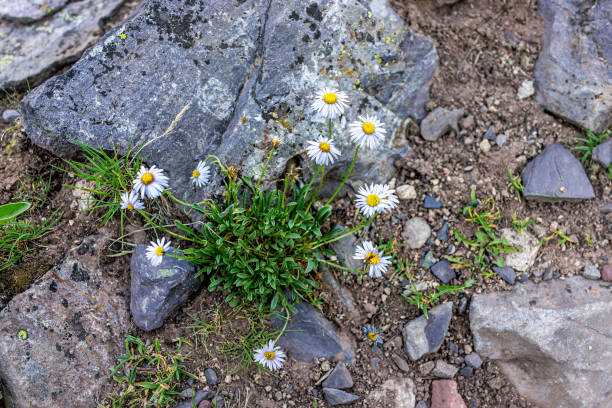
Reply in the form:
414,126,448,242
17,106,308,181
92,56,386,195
420,107,463,141
403,302,452,361
402,216,431,249
323,388,359,406
0,234,130,408
322,362,353,389
22,0,437,200
534,0,612,132
522,143,595,201
0,0,69,23
0,0,125,91
130,245,200,331
593,139,612,168
431,260,456,284
271,302,354,363
470,277,612,408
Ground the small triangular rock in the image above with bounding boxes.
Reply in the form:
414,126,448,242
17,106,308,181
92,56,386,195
593,139,612,168
522,143,595,201
323,363,353,389
323,388,359,406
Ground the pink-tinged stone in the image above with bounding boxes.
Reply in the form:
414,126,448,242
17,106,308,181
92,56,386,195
431,380,467,408
198,400,212,408
602,265,612,282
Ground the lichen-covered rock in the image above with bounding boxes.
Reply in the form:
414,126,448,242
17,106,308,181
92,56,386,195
0,234,130,408
0,0,125,90
534,0,612,132
130,245,200,331
22,0,437,200
470,277,612,408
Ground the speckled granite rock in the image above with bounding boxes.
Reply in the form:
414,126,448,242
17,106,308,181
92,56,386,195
0,234,130,408
0,0,125,90
22,0,437,200
470,277,612,408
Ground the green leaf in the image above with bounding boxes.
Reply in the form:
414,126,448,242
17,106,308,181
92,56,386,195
0,202,31,225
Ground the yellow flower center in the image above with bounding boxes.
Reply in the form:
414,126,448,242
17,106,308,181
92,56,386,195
264,351,275,360
365,252,380,265
319,142,331,152
323,93,337,104
154,246,164,256
127,203,134,211
368,331,378,341
366,194,380,207
141,172,154,185
362,122,375,135
192,170,200,179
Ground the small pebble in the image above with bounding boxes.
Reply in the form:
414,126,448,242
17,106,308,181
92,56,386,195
204,368,218,386
496,134,507,146
493,266,516,285
447,341,459,355
602,265,612,282
437,221,450,242
424,195,443,209
432,360,458,379
460,367,474,377
464,352,483,368
421,252,438,269
483,126,496,140
479,139,491,153
416,400,428,408
457,297,468,314
583,264,601,280
419,361,435,375
518,274,529,283
2,109,19,123
396,184,417,200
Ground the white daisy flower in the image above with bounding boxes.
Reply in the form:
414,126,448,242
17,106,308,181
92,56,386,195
348,115,387,149
354,183,398,218
306,136,341,166
145,237,171,266
120,190,145,211
354,241,392,278
253,340,286,371
133,165,169,199
312,88,349,119
191,160,211,187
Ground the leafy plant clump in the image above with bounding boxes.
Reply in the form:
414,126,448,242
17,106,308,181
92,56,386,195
177,154,340,313
107,335,197,408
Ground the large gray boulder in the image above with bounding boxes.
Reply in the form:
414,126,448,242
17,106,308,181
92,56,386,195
470,277,612,408
21,0,437,200
534,0,612,132
0,234,130,408
130,244,200,331
522,143,595,201
0,0,125,91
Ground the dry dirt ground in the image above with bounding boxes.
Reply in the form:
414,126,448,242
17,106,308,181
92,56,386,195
1,0,611,407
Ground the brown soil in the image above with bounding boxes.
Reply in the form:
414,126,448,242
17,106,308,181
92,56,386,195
2,0,611,407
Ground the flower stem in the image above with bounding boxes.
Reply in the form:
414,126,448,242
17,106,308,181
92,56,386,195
325,145,360,206
328,119,332,139
274,308,291,343
257,146,276,189
312,215,373,249
305,165,324,214
318,258,361,274
137,209,198,243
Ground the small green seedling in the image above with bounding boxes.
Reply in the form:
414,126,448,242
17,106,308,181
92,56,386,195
403,278,475,318
512,212,534,234
507,166,524,202
571,128,610,165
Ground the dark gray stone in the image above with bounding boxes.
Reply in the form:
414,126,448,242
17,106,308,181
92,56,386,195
459,367,473,377
432,360,458,379
457,297,468,314
431,260,456,284
204,368,218,386
593,139,612,168
0,0,125,91
174,391,210,408
329,225,362,271
535,0,612,132
446,341,458,355
470,276,612,408
522,143,595,201
391,353,410,373
2,109,20,123
323,388,359,406
211,395,224,408
0,234,130,408
436,221,450,242
424,195,443,208
130,245,200,331
492,266,515,285
403,302,453,361
21,0,438,200
271,302,354,363
420,107,463,141
322,362,353,390
464,352,482,368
